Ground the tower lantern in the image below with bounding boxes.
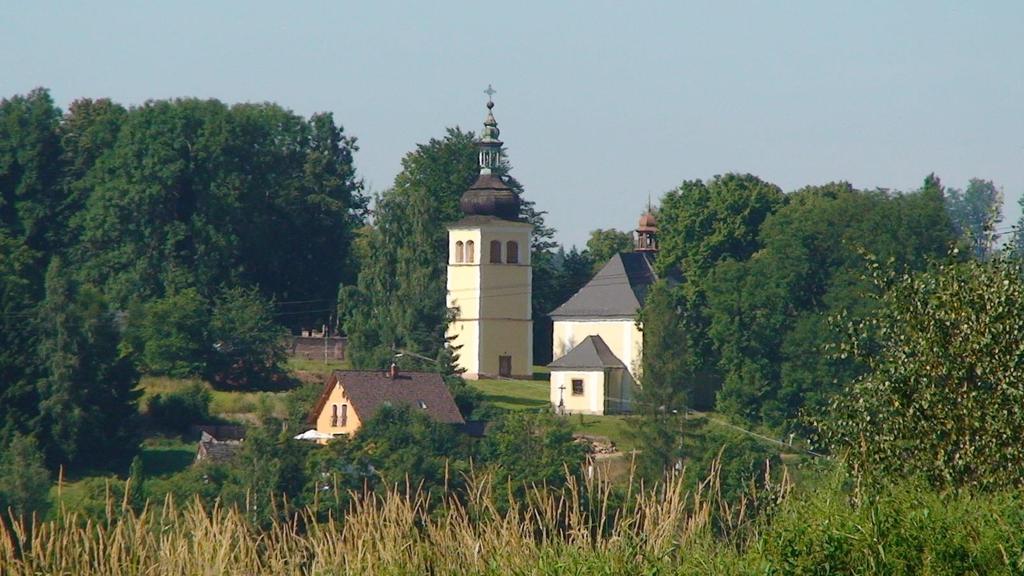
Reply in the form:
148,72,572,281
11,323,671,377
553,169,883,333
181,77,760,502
478,85,502,173
635,209,658,252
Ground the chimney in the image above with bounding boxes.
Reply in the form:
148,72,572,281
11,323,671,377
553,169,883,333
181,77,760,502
388,362,399,379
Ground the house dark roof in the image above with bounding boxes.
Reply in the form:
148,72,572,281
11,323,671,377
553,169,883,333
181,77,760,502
195,436,242,464
308,370,465,426
548,335,627,370
550,252,662,319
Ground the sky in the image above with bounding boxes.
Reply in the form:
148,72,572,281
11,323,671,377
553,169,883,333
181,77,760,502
3,1,1022,248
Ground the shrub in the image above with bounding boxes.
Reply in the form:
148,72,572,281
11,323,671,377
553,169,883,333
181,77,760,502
147,383,212,433
0,434,50,520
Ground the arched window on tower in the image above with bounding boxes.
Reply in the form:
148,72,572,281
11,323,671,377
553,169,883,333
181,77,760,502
465,240,475,263
506,241,519,264
455,241,464,263
489,240,502,263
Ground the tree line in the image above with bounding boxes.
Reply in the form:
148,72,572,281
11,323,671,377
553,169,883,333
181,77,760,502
0,88,365,473
3,85,1020,501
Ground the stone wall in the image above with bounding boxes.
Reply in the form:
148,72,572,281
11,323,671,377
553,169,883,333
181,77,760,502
289,336,346,361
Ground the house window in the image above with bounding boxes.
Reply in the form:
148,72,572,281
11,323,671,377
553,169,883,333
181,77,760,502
571,379,584,396
455,241,464,263
340,404,348,427
506,241,519,264
418,400,427,409
465,240,475,263
489,240,502,263
331,404,339,427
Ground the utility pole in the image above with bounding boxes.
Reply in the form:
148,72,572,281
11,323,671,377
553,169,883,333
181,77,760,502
323,323,328,364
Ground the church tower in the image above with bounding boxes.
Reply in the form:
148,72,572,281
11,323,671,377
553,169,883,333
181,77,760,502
634,209,658,252
446,90,533,379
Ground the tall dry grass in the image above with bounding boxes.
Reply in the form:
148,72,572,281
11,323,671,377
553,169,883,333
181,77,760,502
0,461,790,575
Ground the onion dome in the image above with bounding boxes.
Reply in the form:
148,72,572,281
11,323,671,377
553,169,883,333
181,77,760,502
637,211,658,232
635,209,658,252
459,86,522,220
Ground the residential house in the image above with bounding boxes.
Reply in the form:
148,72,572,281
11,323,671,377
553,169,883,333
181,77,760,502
308,367,465,440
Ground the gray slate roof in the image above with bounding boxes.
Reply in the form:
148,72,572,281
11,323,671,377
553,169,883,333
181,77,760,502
309,370,465,426
196,438,242,464
550,252,660,319
548,335,627,370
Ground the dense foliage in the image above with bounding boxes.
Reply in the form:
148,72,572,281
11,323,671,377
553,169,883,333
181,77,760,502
644,175,957,433
822,253,1024,490
0,88,365,471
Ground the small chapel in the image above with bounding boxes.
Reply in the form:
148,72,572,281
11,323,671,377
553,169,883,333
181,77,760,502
548,211,669,415
445,94,533,380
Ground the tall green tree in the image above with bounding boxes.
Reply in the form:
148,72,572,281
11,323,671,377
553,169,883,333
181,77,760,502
341,128,478,369
73,99,364,329
944,178,1002,259
0,433,50,519
0,231,41,443
707,180,955,429
633,280,698,480
585,228,633,271
35,258,140,469
822,254,1024,491
205,286,288,388
0,88,63,253
653,173,786,415
57,98,126,255
656,173,786,285
123,288,210,378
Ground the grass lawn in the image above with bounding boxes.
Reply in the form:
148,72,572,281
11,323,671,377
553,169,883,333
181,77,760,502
571,414,636,451
138,376,293,419
286,357,347,378
468,373,638,451
470,378,549,410
140,438,196,476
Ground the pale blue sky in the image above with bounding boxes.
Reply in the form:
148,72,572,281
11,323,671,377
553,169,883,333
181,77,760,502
3,1,1021,248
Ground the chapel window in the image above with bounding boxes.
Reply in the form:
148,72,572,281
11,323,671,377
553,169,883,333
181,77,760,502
506,241,519,264
489,240,502,263
455,241,465,263
572,379,584,396
466,240,475,263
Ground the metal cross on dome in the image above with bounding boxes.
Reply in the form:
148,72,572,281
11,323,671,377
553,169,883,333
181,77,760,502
484,84,496,103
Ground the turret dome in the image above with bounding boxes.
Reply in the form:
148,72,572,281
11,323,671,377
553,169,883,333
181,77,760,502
459,87,521,220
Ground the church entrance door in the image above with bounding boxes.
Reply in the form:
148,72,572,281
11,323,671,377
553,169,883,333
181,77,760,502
498,355,512,377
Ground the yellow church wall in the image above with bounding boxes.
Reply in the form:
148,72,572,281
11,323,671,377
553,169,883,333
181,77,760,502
447,266,480,319
447,320,481,377
552,320,644,378
314,383,364,438
478,263,531,319
550,370,606,415
478,318,532,378
447,220,533,379
448,228,483,265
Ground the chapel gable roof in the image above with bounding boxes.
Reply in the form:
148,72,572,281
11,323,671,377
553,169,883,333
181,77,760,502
548,335,627,370
550,252,664,319
308,370,465,426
